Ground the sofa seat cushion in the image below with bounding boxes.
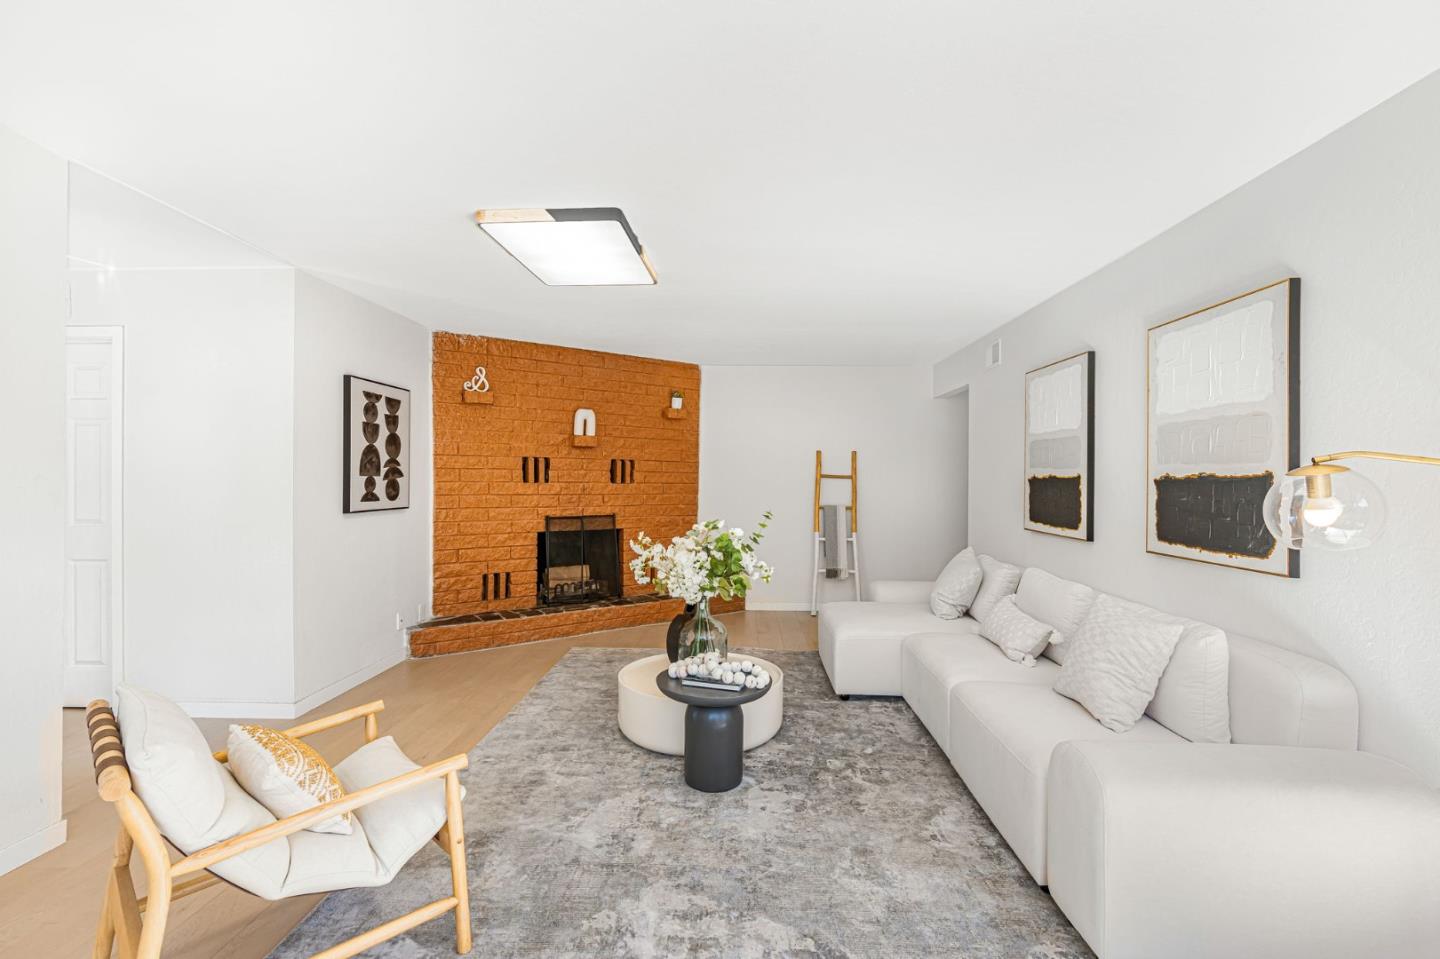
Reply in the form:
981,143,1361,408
901,633,1059,754
947,682,1184,884
1048,742,1440,959
819,601,978,696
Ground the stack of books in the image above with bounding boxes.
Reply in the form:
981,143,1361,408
680,675,746,692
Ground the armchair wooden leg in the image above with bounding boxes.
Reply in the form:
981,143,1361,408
134,877,171,959
443,770,472,955
93,883,116,959
95,827,137,959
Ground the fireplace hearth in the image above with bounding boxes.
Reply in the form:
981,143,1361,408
537,515,623,606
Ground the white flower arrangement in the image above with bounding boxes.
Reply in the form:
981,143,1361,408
628,513,774,606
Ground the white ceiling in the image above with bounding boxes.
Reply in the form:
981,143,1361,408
4,2,1440,364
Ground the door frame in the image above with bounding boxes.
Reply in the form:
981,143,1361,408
65,324,125,697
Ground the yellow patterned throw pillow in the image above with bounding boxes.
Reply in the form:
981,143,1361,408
227,724,352,835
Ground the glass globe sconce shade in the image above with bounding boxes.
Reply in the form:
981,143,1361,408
1263,464,1387,551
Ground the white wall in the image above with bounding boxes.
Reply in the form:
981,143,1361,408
934,72,1440,785
0,126,68,874
292,272,432,710
66,167,434,719
700,366,967,609
68,165,299,712
69,268,297,710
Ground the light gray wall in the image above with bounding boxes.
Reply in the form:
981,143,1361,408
933,72,1440,784
0,126,67,874
292,271,432,708
701,366,967,609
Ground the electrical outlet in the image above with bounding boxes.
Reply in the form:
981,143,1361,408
395,612,404,631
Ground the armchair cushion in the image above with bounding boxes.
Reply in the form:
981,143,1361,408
334,736,450,878
117,686,452,901
117,686,290,898
270,736,451,898
116,685,227,843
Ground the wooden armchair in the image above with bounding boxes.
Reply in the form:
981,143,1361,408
88,697,472,959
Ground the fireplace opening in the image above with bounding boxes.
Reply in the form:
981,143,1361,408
537,514,623,606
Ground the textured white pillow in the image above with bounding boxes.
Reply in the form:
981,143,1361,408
227,724,352,835
1013,568,1096,664
979,595,1056,666
929,547,983,619
1053,594,1185,733
968,555,1023,625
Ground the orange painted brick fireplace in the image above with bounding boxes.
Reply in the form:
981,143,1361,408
412,332,715,656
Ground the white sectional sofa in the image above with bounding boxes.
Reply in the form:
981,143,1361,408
818,562,1440,959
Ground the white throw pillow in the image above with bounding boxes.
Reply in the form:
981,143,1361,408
978,595,1056,666
1013,568,1096,664
968,555,1023,625
116,685,228,846
227,724,352,835
1053,594,1185,733
929,547,983,619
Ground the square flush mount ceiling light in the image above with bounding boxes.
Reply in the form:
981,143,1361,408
474,208,657,286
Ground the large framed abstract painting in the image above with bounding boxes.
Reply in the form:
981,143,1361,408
1146,278,1300,576
1024,351,1095,540
343,375,411,513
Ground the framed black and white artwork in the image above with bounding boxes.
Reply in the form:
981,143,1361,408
343,375,411,513
1146,278,1300,577
1024,351,1095,540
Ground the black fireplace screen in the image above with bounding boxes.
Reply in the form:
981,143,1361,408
537,515,623,605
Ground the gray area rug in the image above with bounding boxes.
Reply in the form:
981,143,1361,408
271,648,1092,958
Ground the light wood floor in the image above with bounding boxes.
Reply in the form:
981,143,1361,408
0,611,817,958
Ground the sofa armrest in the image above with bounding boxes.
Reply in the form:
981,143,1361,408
1047,741,1440,959
868,580,933,604
1226,633,1358,749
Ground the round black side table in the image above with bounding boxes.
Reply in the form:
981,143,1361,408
656,671,772,792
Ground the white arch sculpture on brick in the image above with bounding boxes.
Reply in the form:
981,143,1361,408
574,408,596,437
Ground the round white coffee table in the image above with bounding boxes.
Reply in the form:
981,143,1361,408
617,653,784,756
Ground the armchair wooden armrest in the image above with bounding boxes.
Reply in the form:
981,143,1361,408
211,699,386,763
172,751,468,878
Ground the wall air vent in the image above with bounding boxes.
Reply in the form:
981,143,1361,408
986,338,1003,368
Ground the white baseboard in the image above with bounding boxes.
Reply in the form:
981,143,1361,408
743,602,815,612
291,650,407,717
178,650,407,721
0,819,67,877
177,699,306,720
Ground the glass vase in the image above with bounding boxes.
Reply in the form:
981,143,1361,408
678,597,728,661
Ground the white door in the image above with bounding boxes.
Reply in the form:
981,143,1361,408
64,327,124,706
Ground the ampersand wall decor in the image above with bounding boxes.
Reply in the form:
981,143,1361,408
463,366,490,392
